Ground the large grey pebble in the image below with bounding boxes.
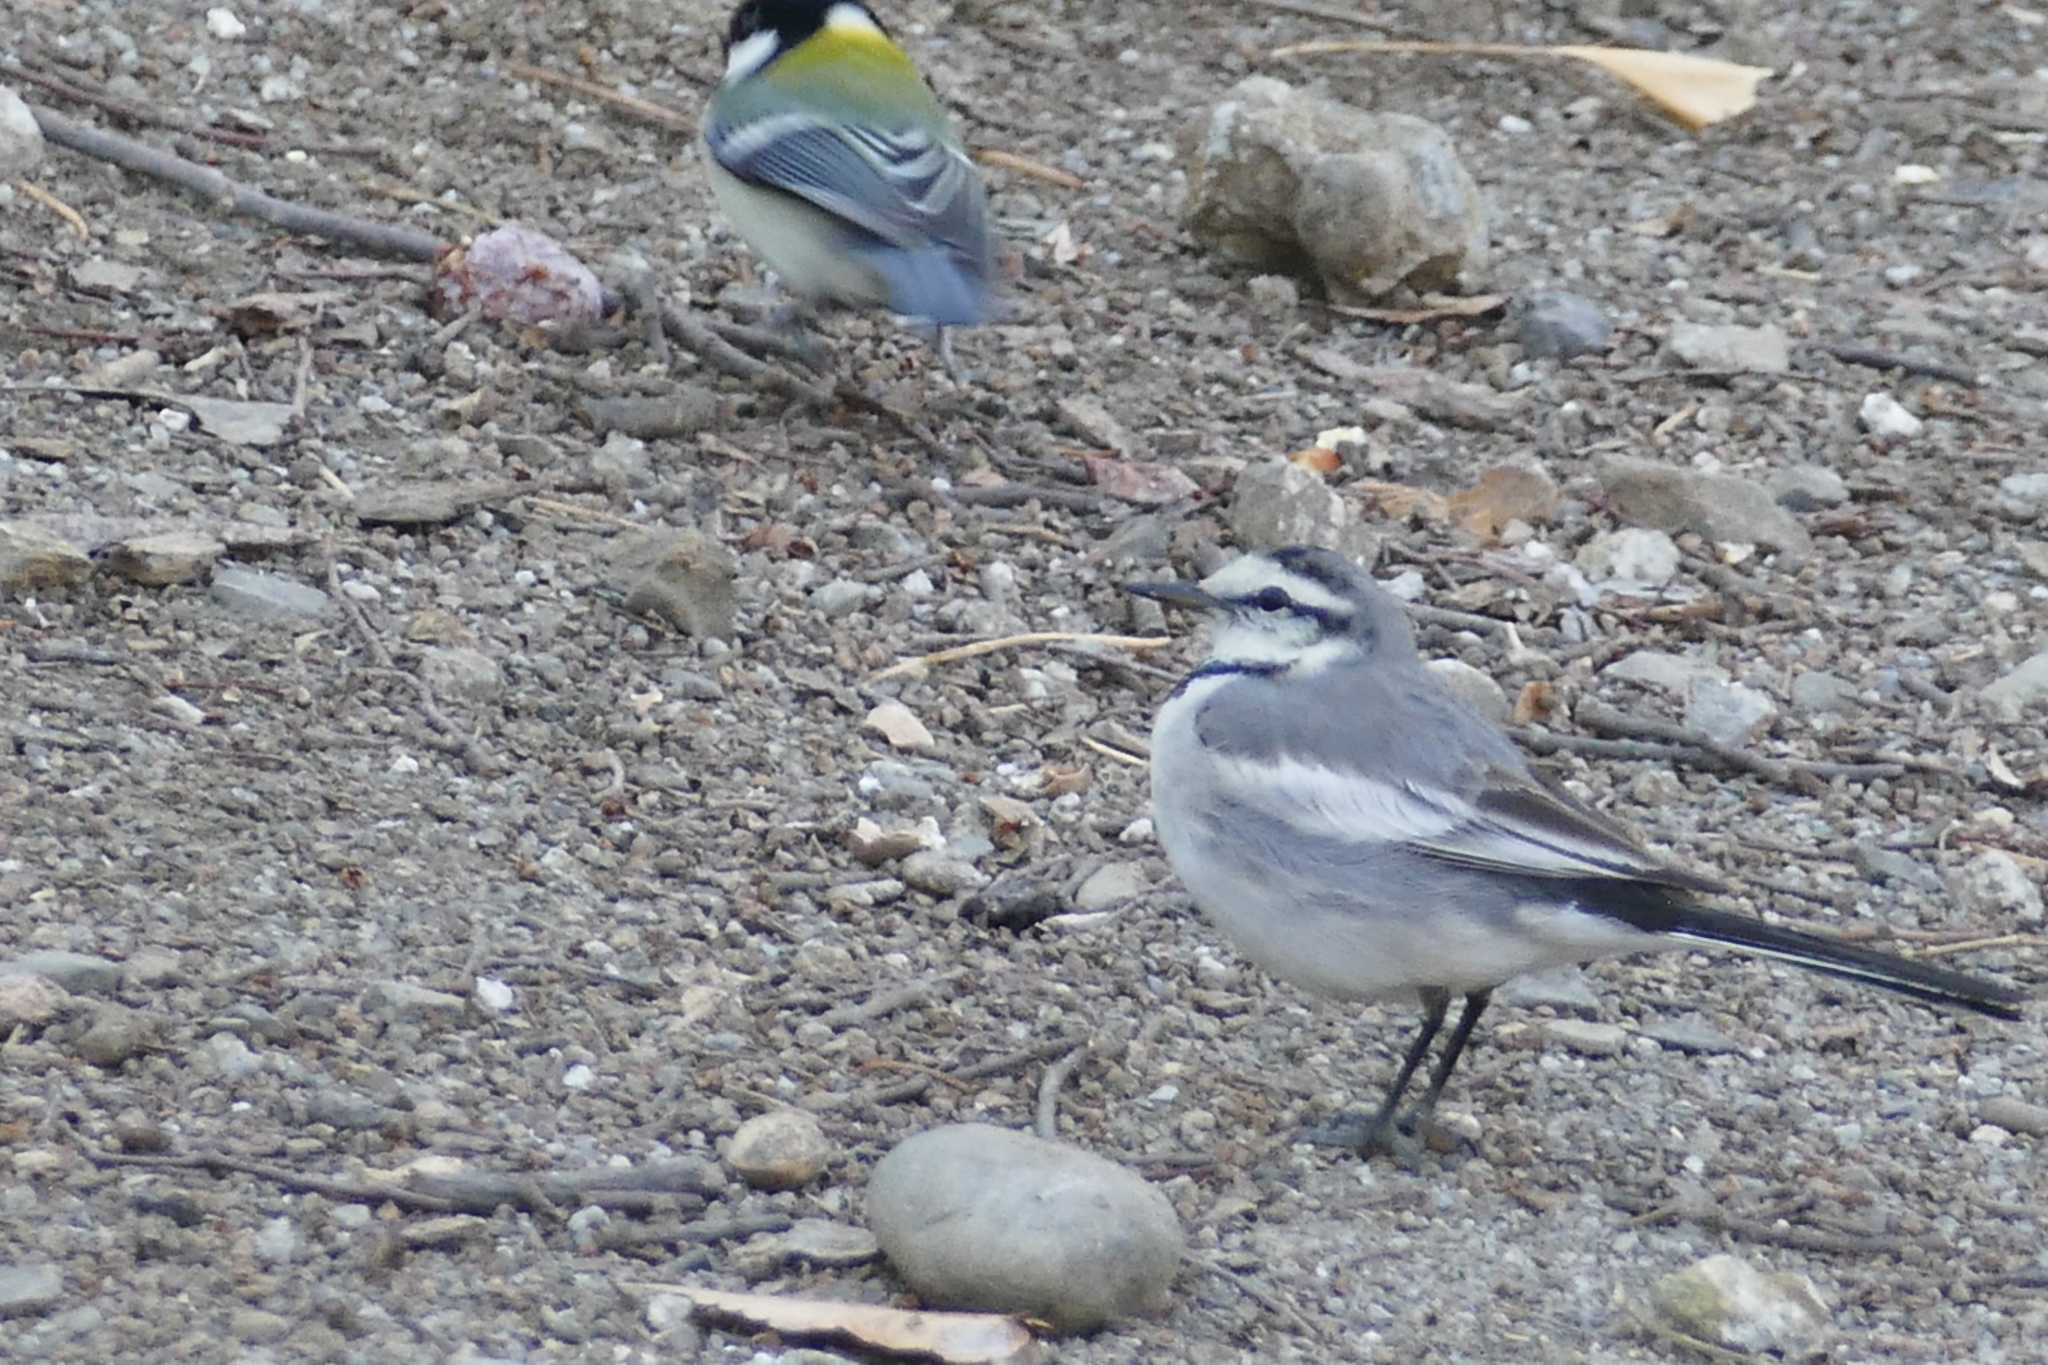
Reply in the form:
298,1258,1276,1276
868,1123,1183,1333
1602,650,1728,695
1514,291,1611,359
1982,650,2048,715
1229,459,1378,562
1949,851,2044,925
1597,457,1810,557
0,951,121,995
0,86,45,176
1072,861,1147,912
211,566,332,621
0,1263,63,1319
1666,322,1789,373
1423,658,1508,723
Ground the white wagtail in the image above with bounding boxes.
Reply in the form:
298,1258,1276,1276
1128,545,2027,1155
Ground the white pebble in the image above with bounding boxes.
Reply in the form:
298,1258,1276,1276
474,977,515,1012
205,7,246,39
562,1063,595,1090
1859,392,1922,439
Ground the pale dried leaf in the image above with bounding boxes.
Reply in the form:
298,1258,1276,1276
864,701,935,753
1446,466,1561,540
1266,39,1773,132
651,1286,1039,1365
1354,480,1449,523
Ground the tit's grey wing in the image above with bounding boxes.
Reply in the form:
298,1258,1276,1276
705,110,987,260
1192,664,1718,893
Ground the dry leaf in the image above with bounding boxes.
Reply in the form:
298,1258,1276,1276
1628,204,1696,238
1042,221,1085,266
976,148,1085,191
1329,292,1509,324
1354,480,1449,523
1286,445,1343,475
1084,456,1199,505
1267,40,1773,132
1512,681,1560,726
650,1286,1038,1365
1446,466,1561,540
1040,766,1091,797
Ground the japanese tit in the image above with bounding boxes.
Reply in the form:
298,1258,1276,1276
702,0,997,341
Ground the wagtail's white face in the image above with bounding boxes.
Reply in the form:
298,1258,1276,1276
1128,547,1414,673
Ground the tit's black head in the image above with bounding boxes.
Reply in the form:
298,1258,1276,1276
722,0,888,57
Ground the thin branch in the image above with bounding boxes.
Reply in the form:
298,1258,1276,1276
871,631,1172,682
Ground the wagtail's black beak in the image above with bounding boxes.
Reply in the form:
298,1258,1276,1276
1125,580,1224,611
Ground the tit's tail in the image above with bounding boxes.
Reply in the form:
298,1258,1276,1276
856,244,994,328
1634,898,2027,1020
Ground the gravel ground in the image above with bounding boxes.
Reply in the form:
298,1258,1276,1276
3,0,2045,1360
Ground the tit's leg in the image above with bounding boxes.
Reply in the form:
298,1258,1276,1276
1300,987,1451,1158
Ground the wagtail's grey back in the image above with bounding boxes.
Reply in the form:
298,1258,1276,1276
1130,545,2026,1156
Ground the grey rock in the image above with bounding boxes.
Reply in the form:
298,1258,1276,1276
810,579,871,619
1574,528,1680,588
0,974,66,1027
1597,457,1811,557
733,1219,881,1280
1666,322,1790,373
1649,1254,1830,1355
0,85,46,176
0,1263,63,1320
1978,1096,2048,1138
1180,76,1488,304
614,529,739,639
1424,658,1508,723
1852,844,1941,893
0,521,92,591
1949,851,2044,925
727,1110,834,1191
418,646,503,702
1229,458,1378,562
0,950,121,995
103,531,224,587
211,566,333,620
1684,681,1778,746
1982,651,2048,714
1602,650,1729,695
1073,861,1147,911
1496,966,1601,1015
354,480,515,527
1640,1013,1739,1055
1514,291,1611,359
1769,464,1849,511
200,1032,262,1080
72,1006,155,1068
1789,670,1860,716
252,1216,300,1266
899,851,989,898
1997,472,2048,520
230,1308,293,1344
868,1123,1183,1333
859,761,940,809
1543,1019,1627,1056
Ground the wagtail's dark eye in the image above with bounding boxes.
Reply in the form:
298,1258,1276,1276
1253,587,1293,613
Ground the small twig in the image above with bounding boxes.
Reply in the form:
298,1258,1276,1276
1198,1253,1325,1339
1919,934,2043,959
973,148,1086,190
872,631,1171,681
1077,734,1148,766
813,972,966,1029
84,1146,461,1213
1574,700,1906,788
1034,1040,1092,1140
1810,341,1981,388
809,1035,1085,1112
15,178,88,237
2,60,271,149
499,61,694,131
31,105,443,261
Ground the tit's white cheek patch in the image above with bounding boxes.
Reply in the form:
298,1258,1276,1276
723,28,779,82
